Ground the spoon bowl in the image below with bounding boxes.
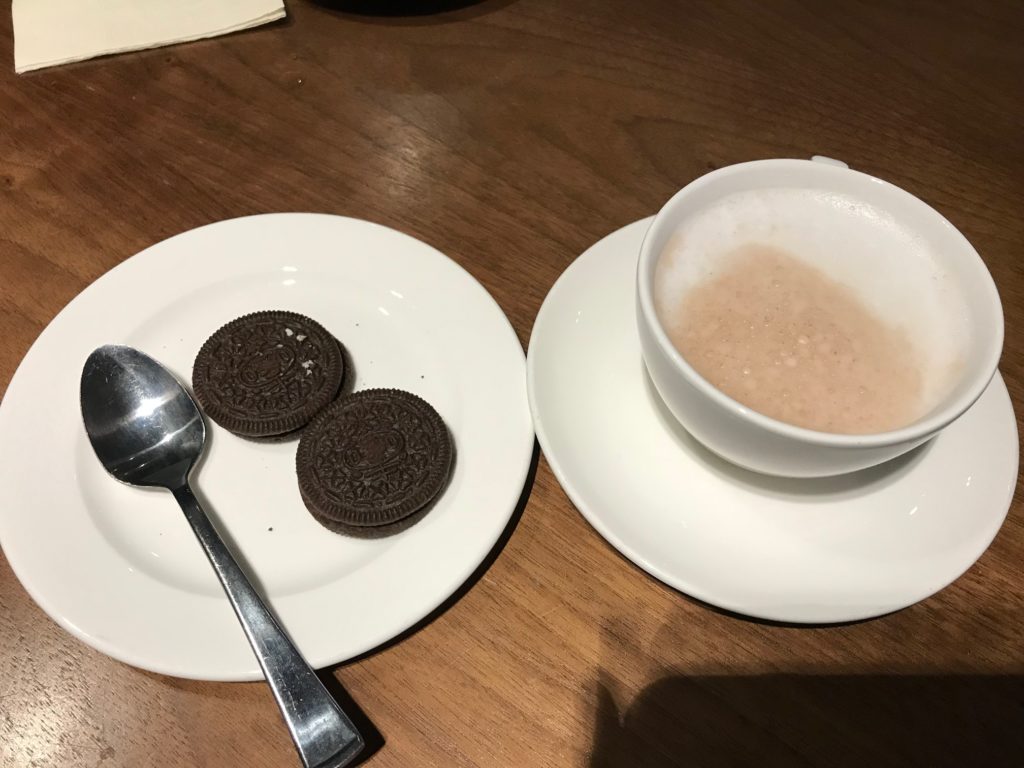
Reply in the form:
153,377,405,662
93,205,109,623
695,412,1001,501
81,346,205,488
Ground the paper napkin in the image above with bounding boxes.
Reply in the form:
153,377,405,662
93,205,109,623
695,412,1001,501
13,0,286,74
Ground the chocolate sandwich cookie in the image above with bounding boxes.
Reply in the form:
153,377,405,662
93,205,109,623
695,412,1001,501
192,310,344,438
296,389,453,534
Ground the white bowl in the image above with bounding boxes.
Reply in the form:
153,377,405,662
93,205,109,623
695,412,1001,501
636,158,1003,477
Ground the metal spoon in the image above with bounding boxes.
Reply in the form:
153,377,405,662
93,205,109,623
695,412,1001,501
80,344,364,768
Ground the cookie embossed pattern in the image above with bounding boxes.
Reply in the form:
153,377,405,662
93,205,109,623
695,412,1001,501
193,310,345,438
298,389,454,537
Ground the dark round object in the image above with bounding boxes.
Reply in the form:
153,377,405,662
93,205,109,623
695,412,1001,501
297,389,453,529
192,310,344,438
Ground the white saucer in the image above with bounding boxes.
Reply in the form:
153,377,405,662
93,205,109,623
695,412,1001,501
527,218,1018,624
0,214,534,680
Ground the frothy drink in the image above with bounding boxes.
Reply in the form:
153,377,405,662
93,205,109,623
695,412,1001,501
662,243,920,433
655,188,968,435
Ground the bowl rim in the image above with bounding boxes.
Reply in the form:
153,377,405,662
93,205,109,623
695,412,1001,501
636,158,1004,448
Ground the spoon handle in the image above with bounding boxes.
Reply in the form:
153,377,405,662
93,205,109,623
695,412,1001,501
172,484,364,768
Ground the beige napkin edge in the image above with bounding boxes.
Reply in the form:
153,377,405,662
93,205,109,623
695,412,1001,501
15,8,286,74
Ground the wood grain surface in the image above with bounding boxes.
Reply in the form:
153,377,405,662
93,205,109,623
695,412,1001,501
2,1,1023,766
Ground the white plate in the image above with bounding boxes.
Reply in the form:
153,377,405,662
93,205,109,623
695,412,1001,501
527,218,1018,624
0,214,534,680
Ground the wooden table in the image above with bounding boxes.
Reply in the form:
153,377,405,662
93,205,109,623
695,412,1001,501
2,2,1023,766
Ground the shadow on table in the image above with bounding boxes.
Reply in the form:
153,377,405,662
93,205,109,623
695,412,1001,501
589,672,1024,768
306,0,516,24
317,670,386,765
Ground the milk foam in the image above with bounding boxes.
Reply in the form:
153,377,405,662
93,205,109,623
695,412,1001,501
655,188,970,414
